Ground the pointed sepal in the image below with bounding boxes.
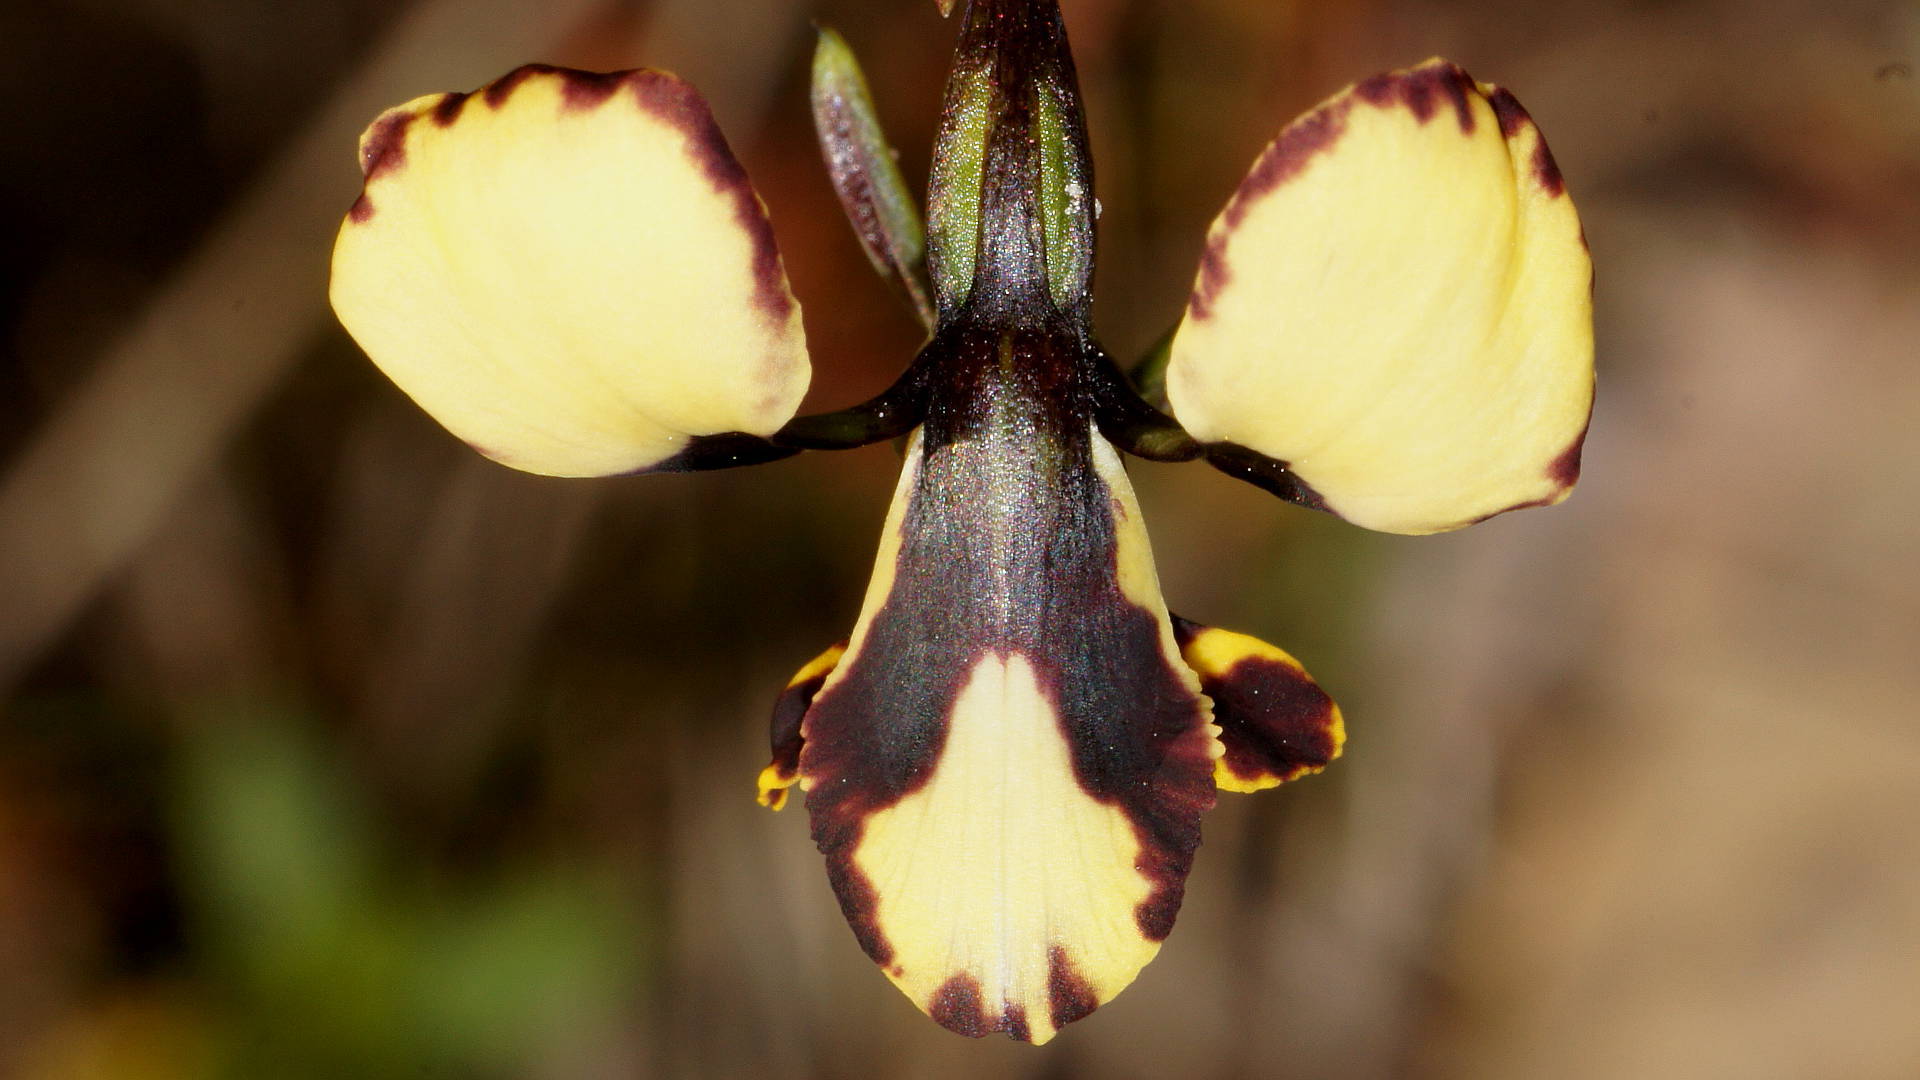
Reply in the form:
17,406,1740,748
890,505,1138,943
1172,617,1344,792
1166,59,1594,534
330,65,810,478
812,26,936,329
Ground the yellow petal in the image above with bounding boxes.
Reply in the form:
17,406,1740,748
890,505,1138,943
1172,617,1344,793
330,66,809,477
1167,59,1593,534
798,419,1219,1043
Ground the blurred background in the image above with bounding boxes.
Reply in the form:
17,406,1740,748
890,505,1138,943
2,0,1917,1076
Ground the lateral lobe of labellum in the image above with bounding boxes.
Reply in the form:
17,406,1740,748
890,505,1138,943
794,322,1219,1044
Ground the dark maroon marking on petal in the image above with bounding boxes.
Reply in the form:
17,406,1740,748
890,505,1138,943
559,69,626,111
623,69,796,326
1547,424,1587,488
1463,412,1595,525
1219,102,1349,232
1173,617,1339,786
1188,89,1350,317
1207,657,1338,784
1046,946,1100,1031
1186,238,1232,322
1356,62,1476,134
359,108,415,179
766,645,846,781
826,851,892,967
799,318,1217,999
482,63,555,109
1000,1005,1032,1043
431,91,469,127
928,974,990,1038
348,108,418,222
1486,85,1529,139
1531,134,1566,197
1484,84,1566,196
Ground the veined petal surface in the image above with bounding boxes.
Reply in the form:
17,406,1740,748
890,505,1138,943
330,65,809,477
1167,59,1593,534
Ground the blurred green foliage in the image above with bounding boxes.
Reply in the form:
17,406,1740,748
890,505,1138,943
169,705,643,1079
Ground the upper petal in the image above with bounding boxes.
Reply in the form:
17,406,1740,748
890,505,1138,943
1166,59,1593,534
330,65,809,477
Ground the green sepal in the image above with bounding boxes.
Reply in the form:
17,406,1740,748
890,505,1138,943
1128,325,1176,410
812,25,937,330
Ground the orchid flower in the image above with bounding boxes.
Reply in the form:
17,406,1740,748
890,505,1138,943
329,0,1592,1045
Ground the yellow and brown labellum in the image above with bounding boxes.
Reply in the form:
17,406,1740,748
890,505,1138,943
1171,617,1344,792
792,324,1220,1043
1166,59,1594,534
330,65,809,478
758,642,846,811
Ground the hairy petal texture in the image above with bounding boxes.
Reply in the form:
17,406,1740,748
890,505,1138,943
331,65,809,477
1167,59,1593,534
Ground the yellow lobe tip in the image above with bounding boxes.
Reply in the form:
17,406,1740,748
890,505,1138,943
756,763,796,810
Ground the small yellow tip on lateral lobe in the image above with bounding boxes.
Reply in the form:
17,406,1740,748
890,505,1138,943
330,66,809,478
787,644,847,690
756,763,796,810
1166,58,1593,535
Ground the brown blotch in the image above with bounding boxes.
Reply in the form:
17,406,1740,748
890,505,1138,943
1208,655,1338,785
824,852,892,967
359,109,414,179
626,70,796,326
1000,1005,1032,1043
1356,62,1476,133
1189,95,1349,319
1046,946,1100,1031
1187,238,1232,322
1464,415,1593,525
1223,103,1348,230
349,108,417,222
928,974,989,1038
431,91,469,127
1486,85,1530,139
1546,422,1588,489
559,69,626,111
1182,98,1351,317
481,63,550,109
1485,85,1566,196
